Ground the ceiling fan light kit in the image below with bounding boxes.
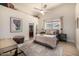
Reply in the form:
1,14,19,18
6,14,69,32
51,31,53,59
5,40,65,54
33,4,48,15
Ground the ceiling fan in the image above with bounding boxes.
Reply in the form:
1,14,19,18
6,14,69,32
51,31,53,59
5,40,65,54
33,4,48,15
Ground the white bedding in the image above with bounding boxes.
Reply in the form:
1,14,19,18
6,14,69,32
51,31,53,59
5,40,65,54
37,34,56,39
43,35,56,38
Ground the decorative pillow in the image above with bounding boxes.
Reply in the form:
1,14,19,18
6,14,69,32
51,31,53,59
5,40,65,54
34,35,57,49
45,30,54,35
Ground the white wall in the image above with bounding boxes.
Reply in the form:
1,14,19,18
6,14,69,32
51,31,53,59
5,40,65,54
76,4,79,50
38,3,76,43
0,5,38,40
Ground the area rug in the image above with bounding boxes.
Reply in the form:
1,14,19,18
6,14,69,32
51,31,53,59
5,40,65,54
19,40,63,56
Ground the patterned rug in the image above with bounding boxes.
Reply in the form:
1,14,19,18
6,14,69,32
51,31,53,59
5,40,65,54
18,40,63,56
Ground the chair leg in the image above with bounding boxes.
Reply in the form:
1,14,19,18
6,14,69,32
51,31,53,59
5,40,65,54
13,48,18,56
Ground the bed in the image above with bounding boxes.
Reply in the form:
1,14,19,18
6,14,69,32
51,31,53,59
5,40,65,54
19,34,63,56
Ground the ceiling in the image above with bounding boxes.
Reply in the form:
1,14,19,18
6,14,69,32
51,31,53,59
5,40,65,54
13,3,62,13
13,3,62,18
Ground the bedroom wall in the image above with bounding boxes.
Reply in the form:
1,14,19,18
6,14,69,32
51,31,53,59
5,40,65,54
38,3,76,43
0,5,38,40
76,4,79,50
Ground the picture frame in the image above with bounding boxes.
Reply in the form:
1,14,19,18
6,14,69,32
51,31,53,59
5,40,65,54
10,17,22,33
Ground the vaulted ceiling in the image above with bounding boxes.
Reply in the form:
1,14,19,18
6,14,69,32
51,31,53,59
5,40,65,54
13,3,62,15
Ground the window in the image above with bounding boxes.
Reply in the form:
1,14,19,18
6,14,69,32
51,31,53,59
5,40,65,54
44,19,61,30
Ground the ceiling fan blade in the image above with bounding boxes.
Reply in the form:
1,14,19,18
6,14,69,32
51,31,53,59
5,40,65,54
34,7,42,11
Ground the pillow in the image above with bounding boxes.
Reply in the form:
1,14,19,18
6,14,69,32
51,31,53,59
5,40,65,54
34,35,57,49
46,30,54,35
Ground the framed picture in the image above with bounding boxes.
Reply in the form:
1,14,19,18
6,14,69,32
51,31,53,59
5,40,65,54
10,17,22,33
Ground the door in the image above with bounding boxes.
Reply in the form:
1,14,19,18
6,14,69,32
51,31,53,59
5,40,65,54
29,23,34,38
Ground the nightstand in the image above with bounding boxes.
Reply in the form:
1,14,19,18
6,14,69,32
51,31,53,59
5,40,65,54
56,33,67,42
